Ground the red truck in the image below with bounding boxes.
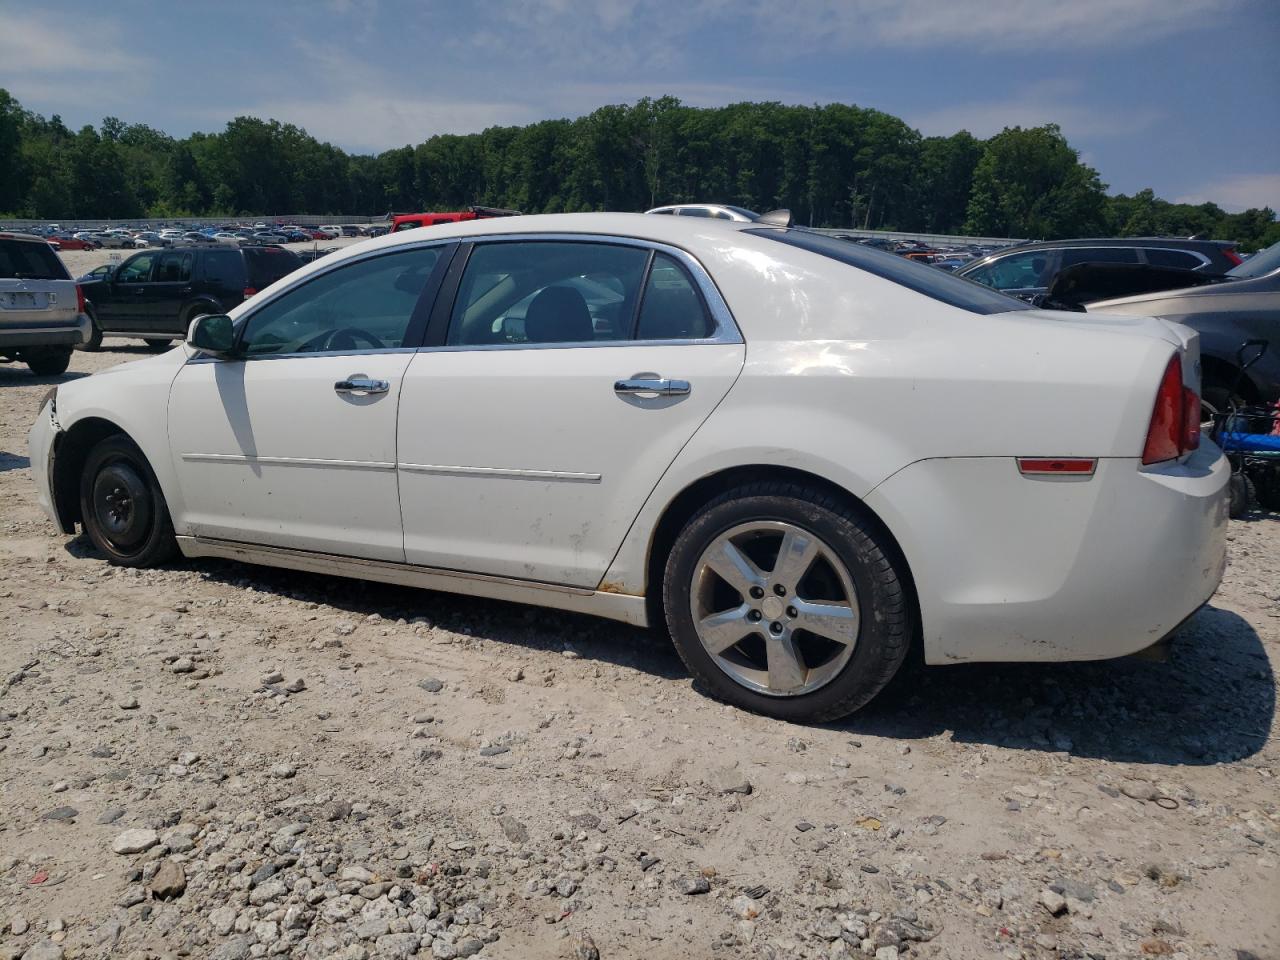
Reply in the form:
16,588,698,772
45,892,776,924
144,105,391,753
389,205,521,233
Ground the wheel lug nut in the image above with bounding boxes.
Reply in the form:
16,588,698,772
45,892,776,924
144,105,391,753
769,622,783,634
749,586,764,599
786,606,798,618
748,610,762,622
773,584,786,596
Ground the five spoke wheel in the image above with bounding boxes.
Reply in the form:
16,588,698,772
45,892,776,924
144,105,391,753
691,520,860,697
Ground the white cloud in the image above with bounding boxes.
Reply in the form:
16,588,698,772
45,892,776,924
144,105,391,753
0,11,149,110
1176,173,1280,213
911,97,1165,142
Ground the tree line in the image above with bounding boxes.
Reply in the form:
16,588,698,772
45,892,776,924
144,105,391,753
1,90,1276,249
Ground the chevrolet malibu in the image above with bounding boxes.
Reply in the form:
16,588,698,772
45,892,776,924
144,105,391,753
28,213,1228,722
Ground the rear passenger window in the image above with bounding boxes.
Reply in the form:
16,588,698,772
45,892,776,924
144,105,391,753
448,241,648,346
636,254,711,340
1059,247,1140,267
1145,248,1203,269
156,251,193,282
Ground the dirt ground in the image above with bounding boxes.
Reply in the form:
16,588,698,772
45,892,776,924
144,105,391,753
0,335,1277,960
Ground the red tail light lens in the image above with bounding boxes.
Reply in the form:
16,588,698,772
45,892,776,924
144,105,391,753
1222,246,1243,267
1142,355,1199,464
75,284,86,314
243,287,258,299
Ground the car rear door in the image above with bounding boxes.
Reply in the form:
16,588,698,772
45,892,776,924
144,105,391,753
139,249,195,333
396,236,745,587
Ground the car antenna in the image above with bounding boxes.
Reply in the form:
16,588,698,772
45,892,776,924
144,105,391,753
757,209,793,227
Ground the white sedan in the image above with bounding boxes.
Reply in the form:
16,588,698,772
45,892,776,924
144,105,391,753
27,213,1228,721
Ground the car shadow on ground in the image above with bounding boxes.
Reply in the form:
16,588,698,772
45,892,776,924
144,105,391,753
0,451,31,473
0,367,89,389
70,540,1275,766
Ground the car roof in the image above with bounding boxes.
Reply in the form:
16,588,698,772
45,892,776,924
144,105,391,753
985,237,1232,255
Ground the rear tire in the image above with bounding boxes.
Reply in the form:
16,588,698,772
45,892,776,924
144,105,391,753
79,306,103,352
662,482,912,722
25,347,72,376
143,338,173,351
79,435,178,567
1228,472,1255,519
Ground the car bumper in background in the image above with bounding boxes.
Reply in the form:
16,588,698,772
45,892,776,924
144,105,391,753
0,312,92,348
865,443,1230,664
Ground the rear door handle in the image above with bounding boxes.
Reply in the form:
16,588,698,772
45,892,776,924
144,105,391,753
614,377,690,397
334,377,389,395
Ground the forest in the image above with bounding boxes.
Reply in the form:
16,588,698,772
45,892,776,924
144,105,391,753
1,90,1276,248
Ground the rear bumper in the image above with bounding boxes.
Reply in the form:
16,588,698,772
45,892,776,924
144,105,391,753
0,312,92,348
865,443,1230,664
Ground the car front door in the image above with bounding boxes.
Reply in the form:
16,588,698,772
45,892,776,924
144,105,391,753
397,237,745,587
167,242,453,561
95,251,159,328
962,249,1058,299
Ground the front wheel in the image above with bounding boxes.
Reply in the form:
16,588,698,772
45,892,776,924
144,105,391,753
662,482,912,722
143,338,173,351
79,435,178,567
79,306,103,352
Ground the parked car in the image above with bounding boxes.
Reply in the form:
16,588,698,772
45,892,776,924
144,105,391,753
646,203,761,221
1087,239,1280,411
1,232,91,375
49,235,99,251
389,206,521,233
309,229,337,240
78,245,303,350
29,213,1226,722
958,237,1242,300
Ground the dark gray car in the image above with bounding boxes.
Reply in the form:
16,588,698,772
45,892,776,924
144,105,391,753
958,237,1242,300
1087,241,1280,410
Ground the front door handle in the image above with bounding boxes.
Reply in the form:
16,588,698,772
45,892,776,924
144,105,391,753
614,377,691,397
334,377,389,395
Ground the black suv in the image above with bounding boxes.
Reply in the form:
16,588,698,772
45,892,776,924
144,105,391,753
80,245,303,350
956,237,1241,300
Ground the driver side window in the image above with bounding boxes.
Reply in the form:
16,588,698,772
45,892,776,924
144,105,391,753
240,248,440,357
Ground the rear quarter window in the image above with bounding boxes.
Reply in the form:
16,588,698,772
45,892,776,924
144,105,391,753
244,249,303,289
0,239,70,280
748,229,1022,314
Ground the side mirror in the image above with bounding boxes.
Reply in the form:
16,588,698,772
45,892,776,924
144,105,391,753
187,314,238,359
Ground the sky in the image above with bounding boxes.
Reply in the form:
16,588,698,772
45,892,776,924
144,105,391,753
1,0,1277,212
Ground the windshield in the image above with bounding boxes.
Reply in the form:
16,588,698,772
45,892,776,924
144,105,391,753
1228,240,1280,279
724,206,761,221
746,228,1023,315
0,238,70,280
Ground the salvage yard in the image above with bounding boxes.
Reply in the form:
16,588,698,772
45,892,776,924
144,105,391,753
1,346,1278,960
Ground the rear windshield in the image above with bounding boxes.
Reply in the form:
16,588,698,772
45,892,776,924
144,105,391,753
745,228,1023,314
0,238,70,281
243,247,303,288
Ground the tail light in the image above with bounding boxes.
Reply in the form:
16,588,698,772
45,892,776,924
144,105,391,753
75,284,86,314
1142,354,1199,464
243,287,258,299
1222,246,1243,267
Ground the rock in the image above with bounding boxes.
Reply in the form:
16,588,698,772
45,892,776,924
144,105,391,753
375,933,421,959
149,859,187,899
41,805,78,822
170,657,195,674
118,695,139,710
341,865,376,883
675,875,710,895
111,828,159,855
571,932,600,960
209,905,237,936
419,677,444,693
1039,889,1068,916
209,935,253,960
708,764,753,795
285,677,306,693
731,895,761,919
479,744,509,756
499,815,529,844
249,879,287,906
118,885,147,907
268,762,296,779
10,916,29,935
262,669,285,684
96,806,126,825
875,948,900,960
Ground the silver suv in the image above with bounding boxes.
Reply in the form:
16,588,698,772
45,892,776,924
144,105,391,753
0,233,91,376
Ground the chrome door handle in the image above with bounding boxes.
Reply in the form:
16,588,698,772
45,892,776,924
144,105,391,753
334,377,389,395
614,378,691,397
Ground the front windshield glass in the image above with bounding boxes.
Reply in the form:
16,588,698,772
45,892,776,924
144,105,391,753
1228,240,1280,279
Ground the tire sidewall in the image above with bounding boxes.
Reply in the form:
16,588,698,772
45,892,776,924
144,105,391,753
79,436,175,566
664,491,907,723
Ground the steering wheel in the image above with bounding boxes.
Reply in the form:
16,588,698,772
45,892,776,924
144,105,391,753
313,327,385,352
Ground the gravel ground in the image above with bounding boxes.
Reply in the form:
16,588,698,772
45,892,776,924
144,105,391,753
0,342,1277,960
